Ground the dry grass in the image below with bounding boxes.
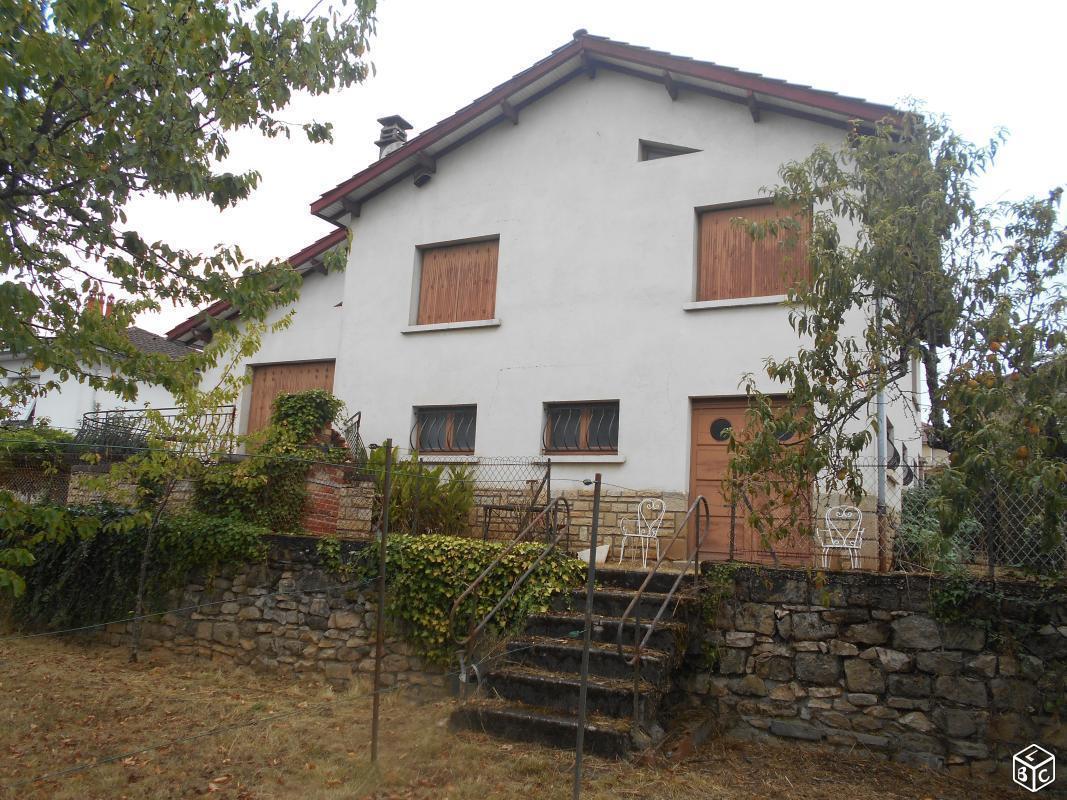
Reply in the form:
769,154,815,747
0,637,1020,799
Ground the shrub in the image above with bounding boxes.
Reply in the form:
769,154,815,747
894,476,979,573
368,446,475,536
335,533,585,666
0,423,75,468
14,505,268,630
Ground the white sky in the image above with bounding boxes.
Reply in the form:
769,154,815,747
128,0,1067,335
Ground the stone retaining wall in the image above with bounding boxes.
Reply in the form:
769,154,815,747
102,535,443,690
681,566,1067,778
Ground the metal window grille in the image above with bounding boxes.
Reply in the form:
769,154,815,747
410,405,476,454
542,402,619,454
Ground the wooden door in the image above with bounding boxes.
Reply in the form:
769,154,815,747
247,361,335,435
690,398,749,560
689,398,812,564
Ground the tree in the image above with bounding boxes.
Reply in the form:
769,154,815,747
0,0,370,415
726,111,1066,553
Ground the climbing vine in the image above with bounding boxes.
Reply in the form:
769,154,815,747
14,504,268,631
318,533,586,666
194,390,346,531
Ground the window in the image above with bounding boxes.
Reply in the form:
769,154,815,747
696,202,809,302
6,374,40,422
412,405,476,454
416,238,499,325
543,402,619,454
639,139,701,161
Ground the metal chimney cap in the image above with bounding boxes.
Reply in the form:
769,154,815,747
376,115,413,131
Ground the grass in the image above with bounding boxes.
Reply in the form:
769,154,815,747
0,636,1020,799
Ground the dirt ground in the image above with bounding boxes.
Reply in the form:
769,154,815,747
0,637,1027,799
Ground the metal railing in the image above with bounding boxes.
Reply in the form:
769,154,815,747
614,495,710,720
448,496,572,679
74,406,236,460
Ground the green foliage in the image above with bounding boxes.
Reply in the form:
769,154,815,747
894,475,979,573
0,423,75,469
727,108,1066,550
194,389,345,531
368,446,475,537
14,505,267,630
344,533,585,666
1,0,371,416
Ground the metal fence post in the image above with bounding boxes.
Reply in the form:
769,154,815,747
371,438,393,764
573,473,602,800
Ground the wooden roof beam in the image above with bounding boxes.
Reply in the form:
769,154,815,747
341,198,361,218
500,99,519,125
580,50,597,79
747,90,761,123
663,70,679,101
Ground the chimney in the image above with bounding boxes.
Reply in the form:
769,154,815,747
375,115,413,159
105,294,115,317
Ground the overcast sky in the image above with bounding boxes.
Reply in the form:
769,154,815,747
129,0,1067,335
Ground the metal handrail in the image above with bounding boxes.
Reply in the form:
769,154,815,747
448,496,572,652
614,495,711,667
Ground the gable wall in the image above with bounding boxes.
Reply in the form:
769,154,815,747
329,69,919,491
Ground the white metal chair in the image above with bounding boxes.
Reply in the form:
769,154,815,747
617,498,667,568
814,505,864,569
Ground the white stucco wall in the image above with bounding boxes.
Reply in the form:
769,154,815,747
195,268,346,435
332,69,922,492
1,356,179,432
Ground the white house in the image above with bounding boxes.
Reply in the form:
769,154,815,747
1,325,194,432
168,32,924,564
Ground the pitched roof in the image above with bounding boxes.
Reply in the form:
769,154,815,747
124,326,197,358
311,31,899,221
165,227,348,342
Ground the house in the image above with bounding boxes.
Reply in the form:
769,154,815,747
167,32,924,565
2,295,196,432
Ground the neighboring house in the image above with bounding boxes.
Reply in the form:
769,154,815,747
167,32,924,562
1,324,195,432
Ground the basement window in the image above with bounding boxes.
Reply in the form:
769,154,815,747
639,139,701,161
412,405,476,454
543,401,619,454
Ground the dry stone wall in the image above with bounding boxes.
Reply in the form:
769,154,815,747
681,567,1067,778
102,535,442,690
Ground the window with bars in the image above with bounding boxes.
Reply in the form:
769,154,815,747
416,238,499,325
412,405,476,454
696,201,809,302
543,401,619,454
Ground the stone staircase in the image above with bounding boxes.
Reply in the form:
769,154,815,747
450,567,697,757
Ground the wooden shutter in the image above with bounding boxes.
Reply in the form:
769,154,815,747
697,204,809,301
417,239,498,325
247,360,335,434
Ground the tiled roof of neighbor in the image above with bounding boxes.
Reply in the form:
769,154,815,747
125,326,197,358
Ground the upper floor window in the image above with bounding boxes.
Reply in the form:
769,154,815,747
416,238,499,325
412,405,476,454
543,401,619,454
696,202,809,302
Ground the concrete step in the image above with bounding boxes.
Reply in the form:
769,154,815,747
524,612,687,656
561,587,694,620
482,665,662,723
504,635,673,684
450,699,634,758
594,566,696,595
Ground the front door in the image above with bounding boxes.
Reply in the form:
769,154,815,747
689,398,811,564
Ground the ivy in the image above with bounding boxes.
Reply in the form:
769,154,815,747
194,389,345,531
322,533,586,666
13,505,268,631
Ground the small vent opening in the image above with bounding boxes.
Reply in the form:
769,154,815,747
639,139,701,162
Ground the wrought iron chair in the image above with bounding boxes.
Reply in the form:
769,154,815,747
617,498,667,568
814,505,864,569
